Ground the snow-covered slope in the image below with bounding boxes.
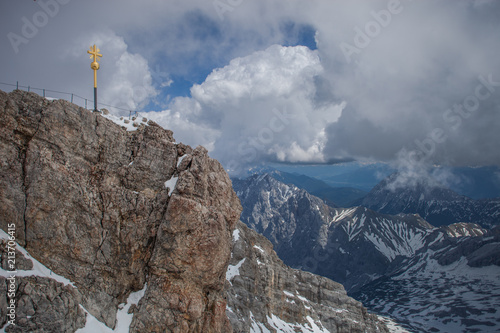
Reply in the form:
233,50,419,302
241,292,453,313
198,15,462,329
353,227,500,333
225,222,392,333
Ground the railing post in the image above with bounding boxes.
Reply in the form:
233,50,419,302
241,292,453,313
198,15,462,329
43,89,45,97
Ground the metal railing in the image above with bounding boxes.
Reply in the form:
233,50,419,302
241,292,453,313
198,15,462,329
0,81,141,119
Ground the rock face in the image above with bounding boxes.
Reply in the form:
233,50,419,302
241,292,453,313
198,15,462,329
226,221,389,333
0,90,241,332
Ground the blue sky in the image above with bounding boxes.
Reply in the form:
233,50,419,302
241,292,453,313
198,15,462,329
2,0,500,176
144,19,318,103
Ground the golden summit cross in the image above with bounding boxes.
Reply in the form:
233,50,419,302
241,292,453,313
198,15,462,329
87,44,102,64
87,44,102,112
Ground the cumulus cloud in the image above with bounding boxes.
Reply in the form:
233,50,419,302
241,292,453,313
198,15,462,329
148,44,344,173
91,32,156,115
146,97,219,151
142,0,500,173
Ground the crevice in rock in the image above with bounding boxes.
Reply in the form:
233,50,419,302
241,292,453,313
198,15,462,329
92,120,110,266
18,108,45,248
19,143,30,248
143,191,170,272
93,163,110,266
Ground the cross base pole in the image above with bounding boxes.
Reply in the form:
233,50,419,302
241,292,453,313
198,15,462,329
93,87,99,113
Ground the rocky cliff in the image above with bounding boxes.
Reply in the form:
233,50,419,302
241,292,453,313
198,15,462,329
0,90,241,332
226,221,389,333
0,90,393,333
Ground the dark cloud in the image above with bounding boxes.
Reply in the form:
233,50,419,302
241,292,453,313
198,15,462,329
313,0,500,168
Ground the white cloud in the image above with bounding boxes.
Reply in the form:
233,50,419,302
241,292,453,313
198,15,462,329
146,99,219,151
148,44,344,173
67,30,157,115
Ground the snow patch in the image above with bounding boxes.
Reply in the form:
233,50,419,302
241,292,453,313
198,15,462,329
250,311,271,333
164,176,178,196
253,245,265,254
0,229,75,287
75,306,113,333
296,294,309,303
266,313,330,333
76,284,147,333
364,233,398,261
226,258,246,285
177,154,188,168
232,229,241,242
101,113,148,132
331,208,357,224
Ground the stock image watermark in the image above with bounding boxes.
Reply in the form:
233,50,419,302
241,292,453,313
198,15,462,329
404,73,500,165
213,0,245,21
339,0,413,64
4,223,17,326
226,106,295,173
301,242,340,272
7,0,71,54
104,64,170,115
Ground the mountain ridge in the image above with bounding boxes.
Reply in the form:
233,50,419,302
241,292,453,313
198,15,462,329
265,169,367,207
234,171,500,332
358,172,500,228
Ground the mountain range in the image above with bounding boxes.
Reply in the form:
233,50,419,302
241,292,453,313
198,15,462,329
358,172,500,228
353,225,500,333
269,170,367,207
233,171,500,332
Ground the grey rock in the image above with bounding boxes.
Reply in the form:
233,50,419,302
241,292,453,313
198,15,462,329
0,240,33,270
2,276,86,333
226,221,389,333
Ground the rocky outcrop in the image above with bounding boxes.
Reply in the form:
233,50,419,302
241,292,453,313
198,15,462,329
226,221,389,333
0,90,241,332
1,276,86,333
